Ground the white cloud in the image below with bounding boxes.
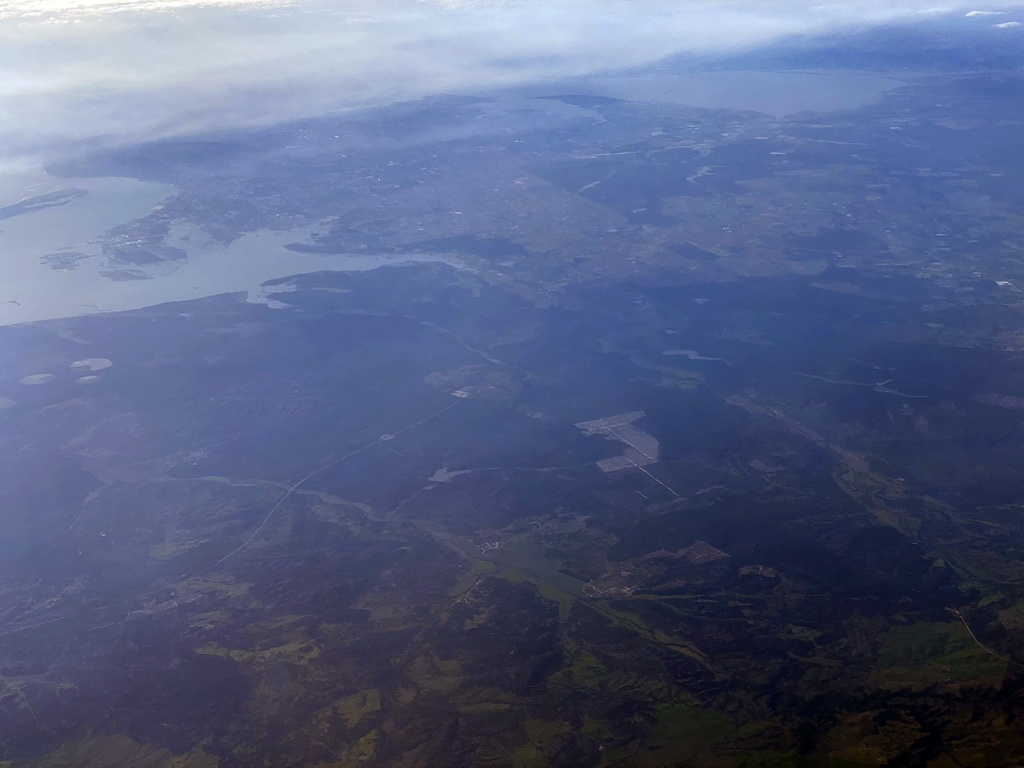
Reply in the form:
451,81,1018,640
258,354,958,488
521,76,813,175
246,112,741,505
994,18,1023,24
1,0,1023,164
965,9,1005,14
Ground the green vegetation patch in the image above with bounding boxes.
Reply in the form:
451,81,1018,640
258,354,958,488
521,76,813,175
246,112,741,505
871,621,1006,691
494,566,575,621
997,601,1024,630
8,735,217,768
652,702,736,748
197,638,320,665
550,647,608,689
510,717,566,768
149,536,210,560
409,653,465,694
448,559,497,598
345,729,379,763
333,689,382,729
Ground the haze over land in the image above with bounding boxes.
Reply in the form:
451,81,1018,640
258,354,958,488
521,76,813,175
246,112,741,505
5,1,1024,766
1,0,1023,164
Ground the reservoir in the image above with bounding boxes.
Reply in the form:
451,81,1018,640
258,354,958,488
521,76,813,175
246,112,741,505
0,172,461,327
497,69,910,117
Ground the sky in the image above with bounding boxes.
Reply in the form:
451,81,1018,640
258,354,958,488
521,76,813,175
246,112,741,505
1,0,1023,167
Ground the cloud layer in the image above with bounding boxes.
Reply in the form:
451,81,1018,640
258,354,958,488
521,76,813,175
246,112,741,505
1,0,1022,164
